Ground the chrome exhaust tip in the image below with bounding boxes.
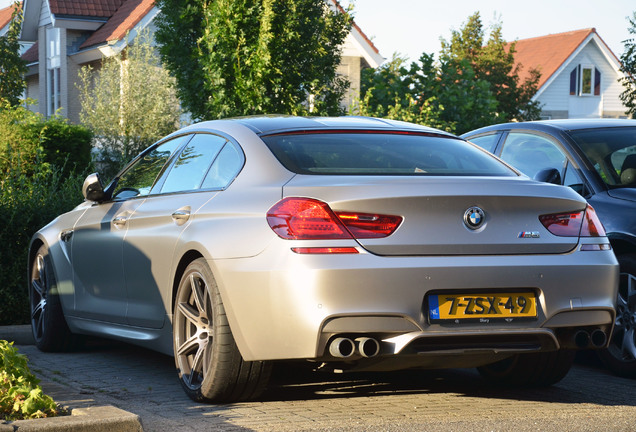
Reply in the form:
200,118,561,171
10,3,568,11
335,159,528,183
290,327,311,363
329,337,355,358
356,337,380,358
590,329,607,348
574,331,590,348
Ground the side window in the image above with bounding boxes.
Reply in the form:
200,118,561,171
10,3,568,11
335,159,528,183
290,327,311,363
499,132,566,180
563,162,588,197
113,136,188,199
160,134,226,194
201,142,244,190
466,133,501,153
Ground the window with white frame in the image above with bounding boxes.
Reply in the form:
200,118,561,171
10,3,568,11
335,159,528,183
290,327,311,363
46,27,61,116
569,64,601,97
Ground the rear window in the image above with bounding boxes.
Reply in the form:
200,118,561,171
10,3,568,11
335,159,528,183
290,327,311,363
261,132,516,176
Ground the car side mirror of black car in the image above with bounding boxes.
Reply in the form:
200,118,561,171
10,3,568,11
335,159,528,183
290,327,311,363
534,168,562,185
82,173,106,202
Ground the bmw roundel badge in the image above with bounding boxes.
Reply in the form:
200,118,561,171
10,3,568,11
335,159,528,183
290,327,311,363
463,206,486,230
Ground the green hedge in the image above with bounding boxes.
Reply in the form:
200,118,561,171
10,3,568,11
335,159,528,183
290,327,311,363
0,105,91,325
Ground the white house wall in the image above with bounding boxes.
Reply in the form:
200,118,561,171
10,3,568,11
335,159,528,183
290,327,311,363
38,0,51,27
538,40,627,119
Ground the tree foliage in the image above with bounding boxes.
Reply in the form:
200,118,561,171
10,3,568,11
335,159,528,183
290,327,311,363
77,30,182,180
619,11,636,117
0,1,27,107
355,53,498,134
440,12,542,122
356,12,542,133
154,0,351,120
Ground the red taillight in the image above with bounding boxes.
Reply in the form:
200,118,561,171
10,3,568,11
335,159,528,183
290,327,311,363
291,247,359,254
266,197,402,240
335,212,403,238
539,205,605,237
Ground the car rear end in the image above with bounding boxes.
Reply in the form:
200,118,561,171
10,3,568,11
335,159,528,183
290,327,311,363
212,123,619,373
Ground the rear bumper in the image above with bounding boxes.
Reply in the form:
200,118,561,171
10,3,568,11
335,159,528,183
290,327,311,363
211,242,618,363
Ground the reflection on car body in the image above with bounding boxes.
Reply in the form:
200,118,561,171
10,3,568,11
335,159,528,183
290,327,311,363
30,116,618,402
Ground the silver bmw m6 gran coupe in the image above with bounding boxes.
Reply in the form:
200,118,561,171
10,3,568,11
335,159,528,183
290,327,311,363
29,116,618,402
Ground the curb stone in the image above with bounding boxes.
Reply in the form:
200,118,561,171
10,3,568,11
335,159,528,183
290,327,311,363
1,326,144,432
0,406,143,432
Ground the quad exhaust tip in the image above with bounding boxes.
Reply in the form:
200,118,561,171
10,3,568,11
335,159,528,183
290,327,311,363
574,330,607,348
329,337,381,358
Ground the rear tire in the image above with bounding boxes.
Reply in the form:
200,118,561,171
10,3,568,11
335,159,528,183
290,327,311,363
598,253,636,378
478,350,575,387
173,258,272,402
29,245,76,352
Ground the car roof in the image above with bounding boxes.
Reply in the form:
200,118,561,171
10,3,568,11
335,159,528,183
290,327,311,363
462,118,636,137
223,115,456,137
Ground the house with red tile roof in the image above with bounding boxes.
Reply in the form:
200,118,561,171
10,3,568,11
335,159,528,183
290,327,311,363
15,0,383,123
510,28,628,119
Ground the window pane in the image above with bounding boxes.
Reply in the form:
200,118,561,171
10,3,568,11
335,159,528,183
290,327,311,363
581,68,592,94
466,133,501,153
113,136,188,198
262,133,515,177
201,143,243,189
499,132,566,179
161,134,226,193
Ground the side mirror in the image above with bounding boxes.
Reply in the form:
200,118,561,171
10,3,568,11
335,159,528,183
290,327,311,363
534,168,562,185
82,173,105,202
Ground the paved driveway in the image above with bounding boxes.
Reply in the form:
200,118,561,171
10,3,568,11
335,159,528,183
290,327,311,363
15,341,636,431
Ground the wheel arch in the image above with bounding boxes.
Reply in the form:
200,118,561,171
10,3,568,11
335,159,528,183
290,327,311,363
171,250,205,314
608,234,636,257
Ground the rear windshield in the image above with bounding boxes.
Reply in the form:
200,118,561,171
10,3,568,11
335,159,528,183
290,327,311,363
261,132,516,176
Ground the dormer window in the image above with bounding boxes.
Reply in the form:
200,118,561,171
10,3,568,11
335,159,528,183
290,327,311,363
570,64,601,97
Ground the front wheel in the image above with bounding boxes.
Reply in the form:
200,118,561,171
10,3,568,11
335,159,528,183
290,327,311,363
173,258,271,402
478,350,575,387
29,245,76,352
598,253,636,378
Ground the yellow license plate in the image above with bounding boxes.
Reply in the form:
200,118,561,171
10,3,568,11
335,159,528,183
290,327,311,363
429,293,537,322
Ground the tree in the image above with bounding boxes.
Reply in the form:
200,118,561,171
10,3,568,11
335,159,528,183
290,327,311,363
77,30,182,179
355,52,498,134
619,11,636,117
0,1,27,107
440,12,542,122
154,0,351,120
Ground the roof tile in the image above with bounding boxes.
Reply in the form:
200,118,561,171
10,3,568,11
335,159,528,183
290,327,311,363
0,2,21,30
49,0,125,18
80,0,155,49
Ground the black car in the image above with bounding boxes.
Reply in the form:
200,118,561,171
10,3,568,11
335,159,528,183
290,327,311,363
462,119,636,377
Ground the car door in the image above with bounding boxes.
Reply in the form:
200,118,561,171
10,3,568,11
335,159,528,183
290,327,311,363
496,130,590,196
122,133,244,328
70,137,186,323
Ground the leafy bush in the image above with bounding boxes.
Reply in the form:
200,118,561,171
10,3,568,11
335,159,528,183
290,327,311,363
0,102,93,177
0,104,89,325
0,158,85,325
0,340,60,420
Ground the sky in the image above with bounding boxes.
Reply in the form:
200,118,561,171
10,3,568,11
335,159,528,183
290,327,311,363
345,0,634,63
2,0,633,63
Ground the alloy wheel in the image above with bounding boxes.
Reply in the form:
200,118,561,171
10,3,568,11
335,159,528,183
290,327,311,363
174,271,213,391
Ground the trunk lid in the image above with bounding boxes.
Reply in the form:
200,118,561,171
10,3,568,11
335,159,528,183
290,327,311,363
282,175,587,256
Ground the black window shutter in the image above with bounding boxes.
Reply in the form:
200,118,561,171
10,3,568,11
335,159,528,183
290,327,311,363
570,68,577,95
594,68,601,95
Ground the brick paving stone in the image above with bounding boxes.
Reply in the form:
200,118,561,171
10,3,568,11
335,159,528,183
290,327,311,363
11,342,636,432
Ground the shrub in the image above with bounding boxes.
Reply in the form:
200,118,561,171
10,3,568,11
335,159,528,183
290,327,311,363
0,340,60,420
0,159,85,325
0,104,90,325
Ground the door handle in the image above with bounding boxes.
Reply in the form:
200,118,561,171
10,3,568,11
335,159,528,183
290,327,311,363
113,214,128,227
172,208,191,226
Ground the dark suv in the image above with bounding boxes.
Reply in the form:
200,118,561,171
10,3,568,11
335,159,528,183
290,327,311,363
463,119,636,377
